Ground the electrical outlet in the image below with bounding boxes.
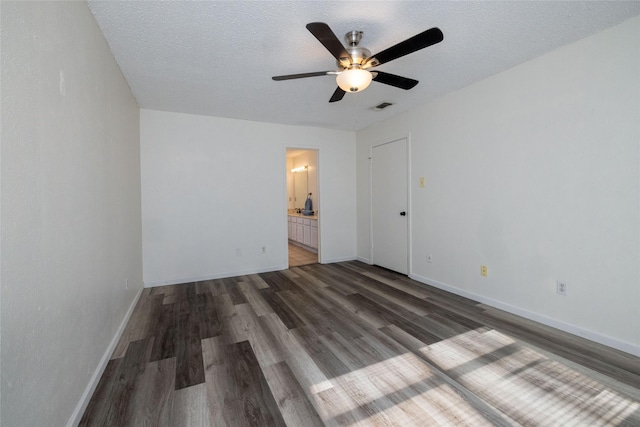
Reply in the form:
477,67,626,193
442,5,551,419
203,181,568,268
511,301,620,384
557,281,568,296
480,265,488,277
427,254,433,263
419,177,425,188
235,248,242,257
262,246,267,254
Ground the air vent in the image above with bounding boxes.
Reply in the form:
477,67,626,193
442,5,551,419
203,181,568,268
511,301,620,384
372,102,394,111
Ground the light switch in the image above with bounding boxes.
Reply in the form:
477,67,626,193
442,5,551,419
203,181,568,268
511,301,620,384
419,177,425,188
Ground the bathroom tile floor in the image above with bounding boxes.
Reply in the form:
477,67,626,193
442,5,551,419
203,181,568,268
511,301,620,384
288,243,317,267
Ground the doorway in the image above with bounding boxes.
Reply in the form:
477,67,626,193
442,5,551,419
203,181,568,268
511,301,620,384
286,148,319,267
371,138,409,274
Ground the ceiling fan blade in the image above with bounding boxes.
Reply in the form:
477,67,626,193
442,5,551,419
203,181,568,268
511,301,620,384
306,22,352,63
367,27,443,66
372,71,419,90
272,71,332,81
329,87,346,103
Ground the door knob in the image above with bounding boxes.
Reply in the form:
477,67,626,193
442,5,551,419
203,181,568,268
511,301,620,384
400,211,406,216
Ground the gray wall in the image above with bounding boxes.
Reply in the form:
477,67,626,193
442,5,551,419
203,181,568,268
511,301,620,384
1,2,142,426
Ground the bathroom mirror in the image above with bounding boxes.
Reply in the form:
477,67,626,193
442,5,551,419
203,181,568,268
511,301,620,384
293,169,308,210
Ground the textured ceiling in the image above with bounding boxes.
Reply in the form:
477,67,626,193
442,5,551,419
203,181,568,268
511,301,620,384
87,1,640,131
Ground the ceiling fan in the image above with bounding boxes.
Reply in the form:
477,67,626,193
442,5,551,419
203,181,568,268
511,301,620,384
272,22,443,103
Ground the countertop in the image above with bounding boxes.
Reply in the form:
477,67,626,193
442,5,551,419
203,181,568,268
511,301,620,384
288,212,318,220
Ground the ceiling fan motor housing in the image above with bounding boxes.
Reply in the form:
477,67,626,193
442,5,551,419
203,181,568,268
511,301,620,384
337,31,374,69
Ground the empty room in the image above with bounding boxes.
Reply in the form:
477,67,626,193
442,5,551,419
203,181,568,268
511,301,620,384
1,1,639,426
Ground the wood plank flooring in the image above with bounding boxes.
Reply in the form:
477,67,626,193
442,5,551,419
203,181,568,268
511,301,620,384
80,261,640,426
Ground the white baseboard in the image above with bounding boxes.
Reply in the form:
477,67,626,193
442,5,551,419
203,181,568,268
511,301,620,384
410,273,640,357
321,256,357,264
356,256,372,264
66,285,144,427
143,264,289,288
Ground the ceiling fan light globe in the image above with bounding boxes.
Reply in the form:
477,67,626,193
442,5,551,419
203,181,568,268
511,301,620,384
336,69,372,93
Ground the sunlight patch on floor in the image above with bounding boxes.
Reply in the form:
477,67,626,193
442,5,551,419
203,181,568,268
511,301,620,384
424,328,640,426
308,350,495,426
303,327,639,425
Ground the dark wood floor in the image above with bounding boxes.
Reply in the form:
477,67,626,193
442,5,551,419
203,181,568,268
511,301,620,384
80,261,640,426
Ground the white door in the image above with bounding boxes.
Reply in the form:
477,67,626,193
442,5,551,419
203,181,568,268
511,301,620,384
371,138,408,274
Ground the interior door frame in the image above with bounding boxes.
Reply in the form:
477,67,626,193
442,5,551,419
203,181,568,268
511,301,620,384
284,146,321,266
369,135,412,274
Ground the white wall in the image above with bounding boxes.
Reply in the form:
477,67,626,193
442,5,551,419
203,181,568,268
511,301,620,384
1,2,142,426
357,17,640,355
141,110,356,286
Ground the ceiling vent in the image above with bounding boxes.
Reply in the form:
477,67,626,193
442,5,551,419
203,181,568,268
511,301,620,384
372,102,394,111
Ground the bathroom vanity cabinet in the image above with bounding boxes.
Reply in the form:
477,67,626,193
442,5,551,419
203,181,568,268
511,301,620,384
288,214,318,249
